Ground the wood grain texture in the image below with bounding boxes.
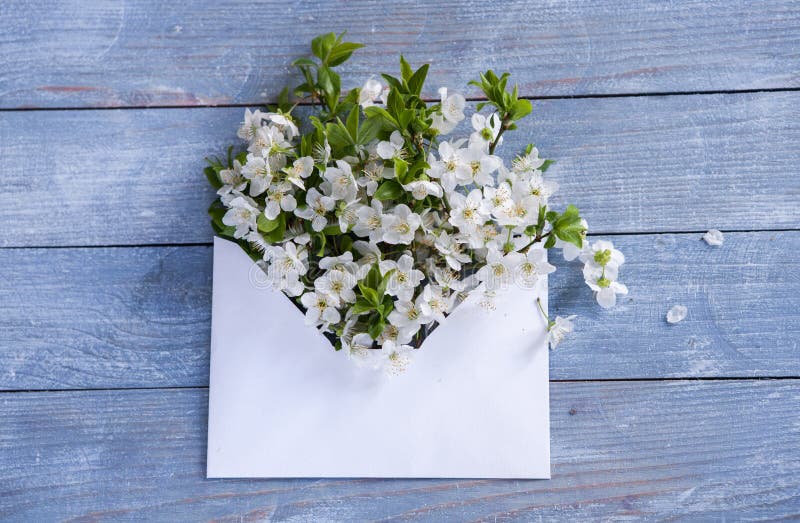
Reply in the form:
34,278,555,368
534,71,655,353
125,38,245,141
2,0,799,109
3,91,799,247
1,381,798,521
1,231,797,390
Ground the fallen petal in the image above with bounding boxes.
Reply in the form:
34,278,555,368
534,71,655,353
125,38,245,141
703,229,724,246
666,305,688,324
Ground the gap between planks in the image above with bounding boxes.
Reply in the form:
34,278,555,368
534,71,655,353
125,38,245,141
3,377,800,396
2,87,799,113
2,228,798,251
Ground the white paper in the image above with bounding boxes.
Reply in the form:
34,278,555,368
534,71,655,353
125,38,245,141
207,237,550,478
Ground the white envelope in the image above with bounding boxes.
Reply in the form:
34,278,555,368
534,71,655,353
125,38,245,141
207,237,550,478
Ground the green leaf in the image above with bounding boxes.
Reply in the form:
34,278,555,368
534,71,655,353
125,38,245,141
339,235,353,253
377,269,395,298
257,213,280,233
327,42,364,67
393,158,409,182
367,317,385,339
364,106,398,128
204,165,222,189
276,87,291,112
317,66,338,95
407,63,429,95
265,213,286,243
313,231,327,256
345,105,359,140
379,295,394,319
326,121,354,148
323,224,343,236
359,264,381,289
551,204,584,248
361,286,379,306
399,55,414,82
373,180,405,200
540,159,555,172
291,57,317,67
311,32,337,61
510,99,532,121
358,115,382,144
387,89,405,120
351,297,374,315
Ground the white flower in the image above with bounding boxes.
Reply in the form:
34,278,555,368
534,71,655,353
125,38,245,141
516,248,556,287
376,131,405,160
336,197,362,233
294,188,334,232
380,341,415,375
430,87,466,135
481,182,512,215
439,87,466,125
357,161,391,196
434,267,469,292
358,78,384,108
315,269,356,306
217,159,247,196
467,223,503,249
403,180,443,200
267,112,299,140
430,113,455,135
241,154,273,196
320,251,359,274
283,156,314,190
469,113,501,150
703,229,724,246
512,147,546,174
237,108,264,141
248,125,290,157
448,189,487,232
518,171,558,206
323,160,358,201
434,231,471,270
458,144,502,186
418,284,453,324
427,141,471,192
581,239,625,280
353,199,386,243
264,182,297,219
492,193,538,228
265,241,308,296
382,204,421,244
388,299,430,330
222,196,259,238
584,265,628,309
378,323,415,347
379,254,424,300
353,240,382,267
300,291,341,326
547,315,576,349
344,333,382,369
477,248,523,290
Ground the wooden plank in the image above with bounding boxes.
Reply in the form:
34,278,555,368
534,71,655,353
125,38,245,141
1,381,797,520
2,91,799,247
1,231,797,390
2,0,799,109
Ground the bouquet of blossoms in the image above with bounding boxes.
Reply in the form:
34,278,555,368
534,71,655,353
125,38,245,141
205,33,626,371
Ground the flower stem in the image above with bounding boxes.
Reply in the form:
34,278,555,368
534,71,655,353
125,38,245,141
536,297,550,325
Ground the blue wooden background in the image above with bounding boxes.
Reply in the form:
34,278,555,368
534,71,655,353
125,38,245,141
1,1,799,520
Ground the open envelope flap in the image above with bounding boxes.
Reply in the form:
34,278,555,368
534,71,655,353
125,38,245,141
208,237,551,478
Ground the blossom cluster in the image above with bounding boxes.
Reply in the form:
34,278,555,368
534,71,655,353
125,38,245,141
205,33,625,371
